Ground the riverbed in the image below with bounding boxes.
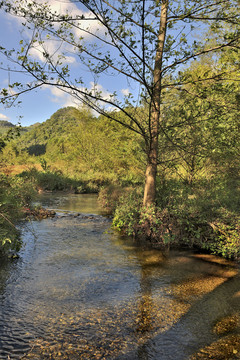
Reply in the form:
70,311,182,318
0,193,239,359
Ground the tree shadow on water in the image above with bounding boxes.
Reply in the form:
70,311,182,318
117,253,240,360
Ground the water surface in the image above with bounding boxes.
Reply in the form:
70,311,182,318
0,194,239,359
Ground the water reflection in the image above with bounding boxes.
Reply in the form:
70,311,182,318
35,192,104,215
0,194,239,359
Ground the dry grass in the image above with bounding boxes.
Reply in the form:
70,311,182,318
0,164,42,176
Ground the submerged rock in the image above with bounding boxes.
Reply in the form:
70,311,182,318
24,207,56,220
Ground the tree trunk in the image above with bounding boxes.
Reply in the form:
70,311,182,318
143,0,168,207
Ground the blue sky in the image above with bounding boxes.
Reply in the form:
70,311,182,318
0,1,209,128
0,0,133,127
0,5,70,126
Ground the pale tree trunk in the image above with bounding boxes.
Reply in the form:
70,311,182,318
143,0,168,207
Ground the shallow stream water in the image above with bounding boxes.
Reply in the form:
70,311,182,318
0,193,239,359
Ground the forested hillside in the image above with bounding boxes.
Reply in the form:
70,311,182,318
0,106,143,184
0,120,15,131
18,107,83,152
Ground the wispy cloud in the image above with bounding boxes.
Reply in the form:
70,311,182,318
43,0,101,38
42,83,77,106
63,95,80,108
0,113,10,121
49,86,66,99
42,81,113,112
89,82,112,101
2,0,101,66
121,88,130,96
29,39,76,65
42,84,66,103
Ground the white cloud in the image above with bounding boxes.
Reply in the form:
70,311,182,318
29,39,76,65
121,88,130,96
89,82,112,100
8,0,101,39
2,0,101,66
0,113,10,121
63,95,79,108
41,81,114,114
62,82,112,108
50,87,66,99
41,84,66,102
41,0,101,38
41,84,78,106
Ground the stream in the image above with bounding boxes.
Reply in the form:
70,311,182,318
0,193,239,359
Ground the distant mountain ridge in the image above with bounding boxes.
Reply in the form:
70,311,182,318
0,120,15,128
0,120,16,136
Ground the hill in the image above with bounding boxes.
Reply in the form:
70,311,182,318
0,120,15,128
0,120,15,135
17,107,92,155
1,106,143,182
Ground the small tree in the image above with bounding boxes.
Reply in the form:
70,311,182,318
0,0,239,206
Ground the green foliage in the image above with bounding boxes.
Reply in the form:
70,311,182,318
39,158,50,171
0,0,238,261
0,120,15,135
0,174,36,255
1,106,144,186
160,54,240,186
0,137,6,151
28,144,46,156
112,188,142,236
204,220,240,259
18,167,73,191
98,185,133,214
33,171,69,191
113,196,178,246
2,88,238,259
18,167,102,193
15,107,85,153
111,175,240,259
0,0,239,212
157,173,240,258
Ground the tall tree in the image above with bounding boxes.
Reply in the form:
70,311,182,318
0,0,239,206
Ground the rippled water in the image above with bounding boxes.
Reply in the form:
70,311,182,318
0,194,239,359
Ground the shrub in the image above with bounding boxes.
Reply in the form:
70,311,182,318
18,167,102,193
112,188,142,235
0,174,36,255
18,167,75,191
98,185,128,214
111,178,240,259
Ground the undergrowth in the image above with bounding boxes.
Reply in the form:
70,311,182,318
105,176,240,260
17,167,102,193
0,174,36,255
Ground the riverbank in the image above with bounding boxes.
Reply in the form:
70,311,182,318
99,183,240,261
0,173,35,255
0,166,239,261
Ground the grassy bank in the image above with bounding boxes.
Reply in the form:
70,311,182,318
0,174,36,255
100,176,240,260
